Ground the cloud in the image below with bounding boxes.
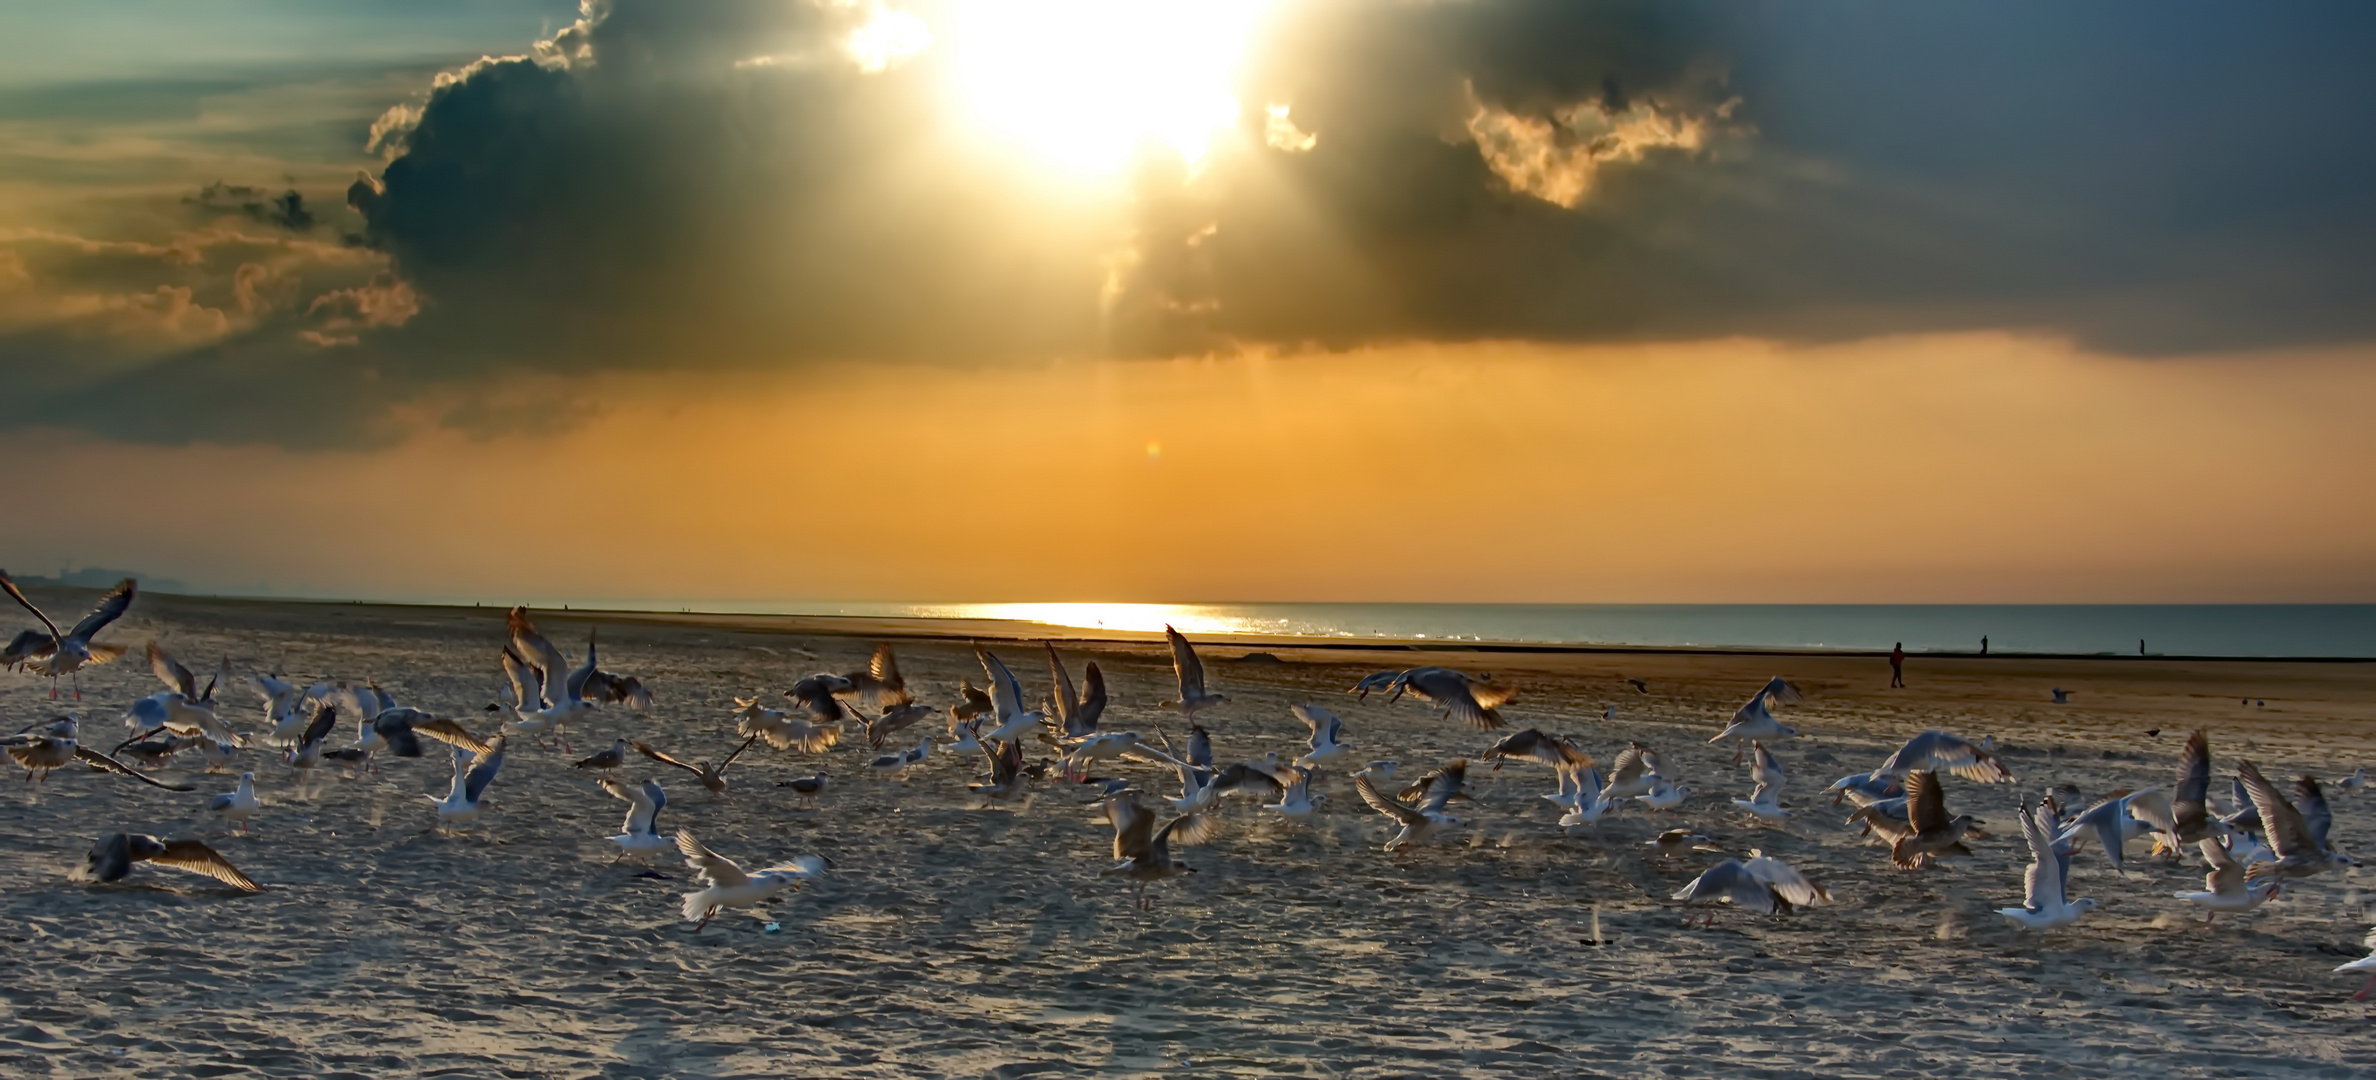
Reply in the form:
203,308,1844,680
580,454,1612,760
185,181,319,231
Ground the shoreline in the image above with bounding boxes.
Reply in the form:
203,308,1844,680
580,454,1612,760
124,590,2376,664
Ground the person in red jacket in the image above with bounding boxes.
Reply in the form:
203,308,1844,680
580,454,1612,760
1889,642,1906,688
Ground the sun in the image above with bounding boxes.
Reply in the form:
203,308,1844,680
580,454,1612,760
851,0,1278,177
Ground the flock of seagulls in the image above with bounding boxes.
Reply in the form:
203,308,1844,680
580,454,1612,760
7,579,2375,1000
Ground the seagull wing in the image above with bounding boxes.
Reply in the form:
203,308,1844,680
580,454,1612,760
2199,838,2243,893
865,643,909,707
2238,760,2315,858
1165,624,1206,698
72,746,197,790
147,641,196,698
1077,662,1107,731
1354,774,1428,826
1743,855,1830,906
1,628,55,668
2174,730,2211,812
978,649,1027,722
508,608,570,704
1106,796,1158,860
675,830,748,887
1044,642,1079,728
500,647,544,709
1751,742,1785,790
153,838,263,892
404,716,491,755
64,579,135,646
634,740,705,777
462,739,506,802
562,630,599,703
2021,801,2063,910
1672,860,1782,913
601,776,658,833
0,570,63,641
1905,770,1948,833
2296,775,2336,848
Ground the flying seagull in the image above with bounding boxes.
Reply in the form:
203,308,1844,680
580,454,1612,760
2237,760,2357,882
1158,625,1227,720
599,777,673,864
1997,797,2097,931
426,738,507,835
674,829,827,929
1046,642,1108,740
3,714,196,790
0,572,134,698
1100,794,1197,911
1355,761,1467,851
1710,677,1800,763
1869,730,2014,784
80,832,261,892
635,737,756,796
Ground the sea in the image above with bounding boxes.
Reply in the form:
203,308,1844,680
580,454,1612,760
483,601,2376,659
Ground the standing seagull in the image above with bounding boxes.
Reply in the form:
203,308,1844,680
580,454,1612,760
0,572,134,699
425,738,507,835
207,772,262,834
1158,625,1227,721
80,832,261,892
1100,795,1197,911
573,738,629,775
2237,761,2357,883
1996,798,2097,931
599,777,673,864
1710,677,1801,763
674,830,827,929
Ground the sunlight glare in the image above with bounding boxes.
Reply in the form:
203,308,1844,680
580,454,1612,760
941,0,1275,175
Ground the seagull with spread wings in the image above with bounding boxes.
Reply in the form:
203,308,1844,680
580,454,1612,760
1100,794,1197,911
80,832,261,893
1710,676,1801,763
1385,668,1514,730
3,714,196,790
635,737,755,797
506,608,600,751
1045,642,1108,741
0,572,134,699
1291,704,1351,769
836,643,910,710
1997,797,2097,931
1890,771,1982,870
1355,760,1467,851
2171,836,2279,924
2237,760,2356,882
1672,852,1830,926
974,649,1046,744
599,777,673,865
1599,742,1669,803
425,738,507,835
1157,625,1227,721
674,830,827,929
734,695,839,754
1868,730,2014,784
1733,741,1789,822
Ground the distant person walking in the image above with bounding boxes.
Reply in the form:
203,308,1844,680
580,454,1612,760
1981,635,1989,656
1889,642,1906,688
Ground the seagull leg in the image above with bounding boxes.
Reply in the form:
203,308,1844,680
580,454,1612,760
2356,973,2376,1002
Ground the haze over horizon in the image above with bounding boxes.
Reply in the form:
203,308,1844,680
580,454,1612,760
5,1,2374,604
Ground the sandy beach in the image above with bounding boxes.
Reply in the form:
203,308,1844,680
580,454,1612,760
3,590,2374,1078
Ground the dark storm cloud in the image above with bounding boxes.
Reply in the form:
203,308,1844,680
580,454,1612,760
9,0,2376,446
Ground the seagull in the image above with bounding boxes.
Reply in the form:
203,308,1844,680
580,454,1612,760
2340,767,2367,793
599,777,673,864
974,649,1045,743
867,736,932,776
1627,678,1649,694
734,696,839,754
863,701,937,749
1891,770,1981,870
2056,789,2159,875
138,642,237,743
1149,741,1280,844
1647,829,1714,859
488,646,559,748
207,772,261,834
2237,761,2357,883
1599,742,1668,802
1711,677,1801,763
1063,731,1161,778
837,643,910,710
365,707,491,761
1869,730,2013,783
635,738,754,797
113,732,196,770
1479,728,1593,773
784,771,828,809
674,830,827,929
1354,762,1465,852
2335,927,2376,1001
2121,730,2220,852
968,732,1029,808
949,679,995,726
1390,668,1514,730
2051,688,2072,704
79,832,261,892
281,701,342,774
1733,742,1789,822
0,572,134,698
1267,766,1319,820
573,738,629,775
1046,642,1107,739
3,714,195,789
1557,767,1622,828
508,609,600,751
1824,774,1902,807
425,738,506,835
1996,797,2097,931
1673,854,1830,926
582,669,654,715
1157,625,1227,720
250,673,314,746
2171,837,2279,925
1292,705,1351,769
1641,776,1693,811
1351,760,1398,783
1100,795,1196,910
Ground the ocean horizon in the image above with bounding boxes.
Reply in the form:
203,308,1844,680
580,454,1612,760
184,596,2376,659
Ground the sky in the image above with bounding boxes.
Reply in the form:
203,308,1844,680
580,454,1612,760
2,0,2374,604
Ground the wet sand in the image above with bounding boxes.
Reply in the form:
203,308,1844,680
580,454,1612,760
2,592,2374,1078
